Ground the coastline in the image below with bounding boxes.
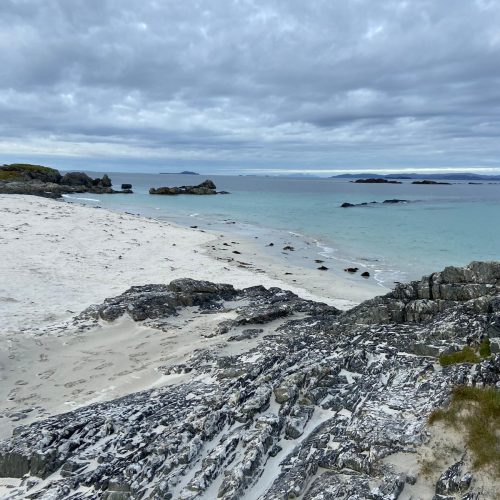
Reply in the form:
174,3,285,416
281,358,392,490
0,194,382,439
0,195,498,499
0,195,383,335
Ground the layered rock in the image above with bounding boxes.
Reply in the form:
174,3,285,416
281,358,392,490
0,262,499,498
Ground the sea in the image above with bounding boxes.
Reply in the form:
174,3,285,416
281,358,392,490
62,172,500,288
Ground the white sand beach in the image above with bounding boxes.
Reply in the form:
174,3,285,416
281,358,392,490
0,194,382,334
0,194,383,440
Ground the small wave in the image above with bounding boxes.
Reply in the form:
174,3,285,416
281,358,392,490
62,194,100,202
189,213,200,217
313,240,336,257
372,268,408,288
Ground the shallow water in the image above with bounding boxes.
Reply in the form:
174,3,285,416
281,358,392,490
63,172,500,286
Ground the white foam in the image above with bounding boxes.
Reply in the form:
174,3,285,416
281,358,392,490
62,194,100,202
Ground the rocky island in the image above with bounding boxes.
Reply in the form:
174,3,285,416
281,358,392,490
150,179,229,195
0,260,498,499
0,164,132,198
352,178,402,184
412,180,452,185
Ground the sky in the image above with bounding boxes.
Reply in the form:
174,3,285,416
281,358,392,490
1,0,500,175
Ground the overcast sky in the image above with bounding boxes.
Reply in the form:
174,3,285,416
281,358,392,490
1,0,500,174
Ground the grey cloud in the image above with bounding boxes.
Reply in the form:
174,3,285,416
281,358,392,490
0,0,500,172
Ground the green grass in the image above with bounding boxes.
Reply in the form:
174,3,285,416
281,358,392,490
439,338,492,367
479,338,491,358
429,386,500,476
439,346,480,366
2,163,58,174
0,170,25,181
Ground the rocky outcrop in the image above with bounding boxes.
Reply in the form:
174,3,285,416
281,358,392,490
343,261,500,327
341,199,409,208
60,172,95,188
149,179,223,195
0,163,62,183
0,262,499,498
0,164,132,198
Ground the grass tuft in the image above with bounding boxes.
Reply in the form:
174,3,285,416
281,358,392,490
479,338,491,358
429,386,500,476
439,346,480,366
439,338,492,367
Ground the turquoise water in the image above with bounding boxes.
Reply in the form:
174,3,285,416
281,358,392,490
63,173,500,286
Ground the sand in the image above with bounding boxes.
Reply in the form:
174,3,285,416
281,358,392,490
0,194,383,443
0,195,382,335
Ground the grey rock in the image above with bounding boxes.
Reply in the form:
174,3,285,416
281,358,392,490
149,179,220,195
61,172,94,187
0,165,125,198
435,461,472,496
1,262,499,499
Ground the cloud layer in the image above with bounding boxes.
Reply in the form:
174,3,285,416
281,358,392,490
1,0,500,172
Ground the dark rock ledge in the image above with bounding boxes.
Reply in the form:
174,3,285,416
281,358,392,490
341,199,409,208
0,262,499,499
149,179,229,195
0,164,133,199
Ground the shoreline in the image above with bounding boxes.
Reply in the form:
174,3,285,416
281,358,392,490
0,195,383,438
0,195,498,499
0,195,384,334
61,189,411,290
0,194,383,437
203,232,384,307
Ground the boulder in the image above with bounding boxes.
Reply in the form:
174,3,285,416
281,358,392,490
101,174,112,188
435,461,472,496
61,172,94,187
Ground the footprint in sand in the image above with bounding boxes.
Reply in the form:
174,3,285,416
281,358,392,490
64,379,87,388
129,352,148,360
38,369,56,380
94,362,114,370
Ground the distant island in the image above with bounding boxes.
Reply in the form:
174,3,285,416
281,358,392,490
352,178,402,184
160,171,199,175
331,172,500,181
